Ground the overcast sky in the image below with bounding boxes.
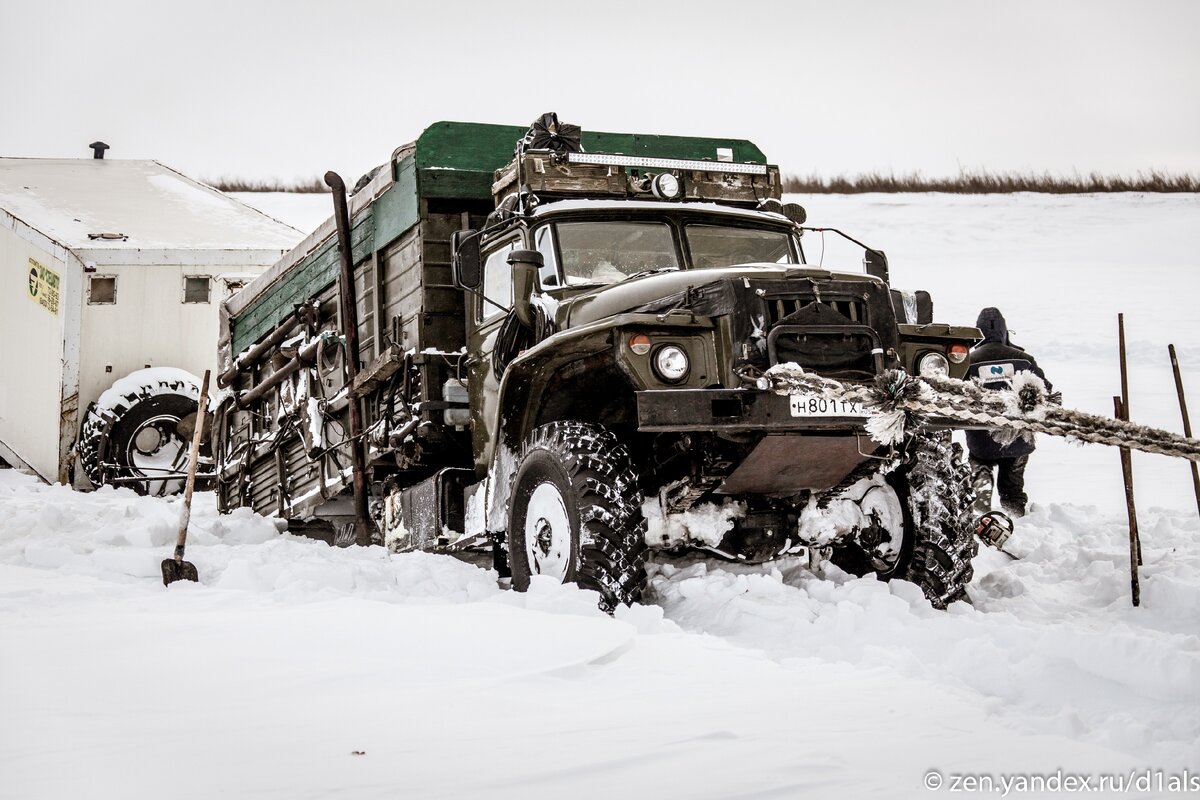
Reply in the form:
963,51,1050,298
2,0,1197,185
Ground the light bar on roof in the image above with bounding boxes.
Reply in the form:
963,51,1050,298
566,152,768,175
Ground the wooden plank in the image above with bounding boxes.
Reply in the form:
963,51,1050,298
351,344,405,398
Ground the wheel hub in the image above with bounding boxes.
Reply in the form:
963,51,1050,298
857,485,905,572
133,425,165,455
125,414,190,496
534,519,555,556
524,482,571,580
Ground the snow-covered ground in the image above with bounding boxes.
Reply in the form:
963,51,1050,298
3,193,1198,799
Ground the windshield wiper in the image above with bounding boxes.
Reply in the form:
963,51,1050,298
624,266,680,281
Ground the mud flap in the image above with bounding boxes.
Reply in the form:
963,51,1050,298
383,467,473,551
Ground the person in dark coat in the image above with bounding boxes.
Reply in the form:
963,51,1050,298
965,308,1052,518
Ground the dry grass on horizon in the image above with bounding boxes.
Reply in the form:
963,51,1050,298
782,169,1199,194
207,176,327,193
207,170,1200,195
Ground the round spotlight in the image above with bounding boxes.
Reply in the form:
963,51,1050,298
947,343,970,364
918,351,950,378
651,173,682,201
653,345,690,383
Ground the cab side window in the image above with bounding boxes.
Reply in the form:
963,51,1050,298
534,226,559,288
480,240,517,321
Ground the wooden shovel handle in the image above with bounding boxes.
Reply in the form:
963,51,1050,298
174,370,211,562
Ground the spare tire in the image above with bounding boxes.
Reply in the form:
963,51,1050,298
77,368,203,496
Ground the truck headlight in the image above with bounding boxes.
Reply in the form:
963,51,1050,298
651,173,682,201
917,351,950,378
653,345,690,382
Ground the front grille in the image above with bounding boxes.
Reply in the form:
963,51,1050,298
763,295,867,326
759,293,880,379
768,328,880,379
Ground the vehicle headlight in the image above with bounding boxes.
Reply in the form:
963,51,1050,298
653,345,690,383
917,351,950,378
651,172,682,201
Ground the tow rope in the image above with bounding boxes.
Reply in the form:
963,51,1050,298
757,365,1200,462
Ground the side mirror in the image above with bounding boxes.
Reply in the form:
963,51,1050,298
864,249,889,284
913,290,933,324
451,230,481,290
508,249,544,329
890,288,934,325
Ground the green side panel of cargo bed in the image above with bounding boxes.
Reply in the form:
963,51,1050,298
232,157,419,353
373,155,419,250
412,121,769,200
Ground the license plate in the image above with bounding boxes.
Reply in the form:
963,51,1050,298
788,393,866,417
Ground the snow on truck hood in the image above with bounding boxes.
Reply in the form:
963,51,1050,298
563,263,881,327
529,198,791,221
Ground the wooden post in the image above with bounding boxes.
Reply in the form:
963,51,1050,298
1118,314,1130,417
1168,344,1200,517
1117,313,1142,565
174,370,211,560
1114,395,1140,607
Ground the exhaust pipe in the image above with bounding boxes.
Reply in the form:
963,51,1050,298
325,171,375,547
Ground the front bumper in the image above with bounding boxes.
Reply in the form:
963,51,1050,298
636,388,868,433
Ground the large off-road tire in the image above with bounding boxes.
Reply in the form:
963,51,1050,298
507,421,647,611
895,433,978,607
77,368,201,496
830,433,977,608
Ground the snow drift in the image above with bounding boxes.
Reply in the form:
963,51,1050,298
2,192,1199,799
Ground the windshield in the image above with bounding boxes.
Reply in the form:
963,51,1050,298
556,221,678,285
548,219,797,287
686,224,794,269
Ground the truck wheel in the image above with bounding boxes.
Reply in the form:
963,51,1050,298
830,433,977,608
77,368,201,496
507,421,647,611
896,433,978,607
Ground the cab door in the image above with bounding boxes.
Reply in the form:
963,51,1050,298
465,235,520,474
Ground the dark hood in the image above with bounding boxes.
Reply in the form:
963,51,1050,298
976,307,1009,345
562,265,879,328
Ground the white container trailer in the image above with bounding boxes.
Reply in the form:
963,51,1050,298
0,155,302,490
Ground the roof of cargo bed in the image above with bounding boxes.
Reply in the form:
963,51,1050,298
0,158,302,253
410,121,770,199
224,122,771,342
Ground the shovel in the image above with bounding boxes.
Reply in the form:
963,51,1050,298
162,369,211,586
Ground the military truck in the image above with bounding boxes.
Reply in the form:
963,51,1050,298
214,115,982,609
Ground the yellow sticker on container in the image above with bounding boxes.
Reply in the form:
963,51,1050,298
27,257,60,315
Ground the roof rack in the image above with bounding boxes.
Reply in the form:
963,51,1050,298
408,121,771,201
491,149,781,208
